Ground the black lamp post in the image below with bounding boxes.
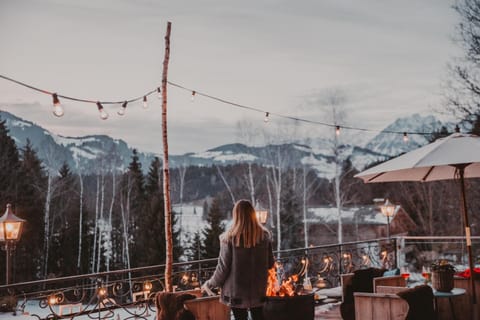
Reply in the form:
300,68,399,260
380,199,396,240
0,204,25,284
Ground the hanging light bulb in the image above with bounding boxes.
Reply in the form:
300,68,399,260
157,87,162,99
96,102,109,120
143,96,148,109
335,125,341,136
264,112,270,123
403,132,409,143
191,91,196,102
118,101,127,116
52,93,64,117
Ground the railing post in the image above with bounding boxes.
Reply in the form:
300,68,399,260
396,236,405,268
393,237,398,269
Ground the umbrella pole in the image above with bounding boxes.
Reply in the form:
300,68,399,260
458,166,478,315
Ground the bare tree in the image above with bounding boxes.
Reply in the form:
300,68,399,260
43,173,52,278
318,88,348,243
445,0,480,126
77,173,84,271
235,119,262,204
215,164,236,206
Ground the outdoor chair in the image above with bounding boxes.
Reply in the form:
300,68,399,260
340,268,386,320
353,288,408,320
396,285,436,320
340,268,405,320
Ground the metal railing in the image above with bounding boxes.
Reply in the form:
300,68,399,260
0,238,398,319
398,236,480,275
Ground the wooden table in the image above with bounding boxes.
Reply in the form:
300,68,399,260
433,288,466,320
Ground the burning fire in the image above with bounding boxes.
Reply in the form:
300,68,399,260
266,264,299,297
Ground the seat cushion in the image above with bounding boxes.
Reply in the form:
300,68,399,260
351,268,386,293
340,268,385,320
397,285,436,320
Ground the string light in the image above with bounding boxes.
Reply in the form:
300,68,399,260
167,81,440,139
264,112,270,123
0,74,157,120
157,87,162,99
0,74,458,138
143,96,148,109
52,93,64,117
96,102,109,120
403,132,409,143
118,101,127,116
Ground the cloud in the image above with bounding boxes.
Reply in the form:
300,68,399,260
0,0,461,154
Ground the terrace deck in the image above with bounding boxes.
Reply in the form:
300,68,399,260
315,303,341,319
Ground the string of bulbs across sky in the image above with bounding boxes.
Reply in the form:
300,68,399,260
0,73,447,142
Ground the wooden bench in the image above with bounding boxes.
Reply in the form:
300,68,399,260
354,286,408,320
184,296,230,320
340,273,406,301
155,290,230,320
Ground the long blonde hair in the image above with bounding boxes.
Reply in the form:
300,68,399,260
225,199,268,248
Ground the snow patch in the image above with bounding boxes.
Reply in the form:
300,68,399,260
309,207,356,223
51,135,98,147
71,147,97,161
293,144,312,153
192,151,256,162
10,119,32,128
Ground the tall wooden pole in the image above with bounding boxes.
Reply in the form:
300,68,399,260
161,21,173,292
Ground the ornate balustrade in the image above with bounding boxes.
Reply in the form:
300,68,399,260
0,238,397,319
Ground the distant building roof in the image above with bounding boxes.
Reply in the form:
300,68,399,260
307,205,405,226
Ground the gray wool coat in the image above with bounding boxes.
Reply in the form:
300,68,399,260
205,231,275,309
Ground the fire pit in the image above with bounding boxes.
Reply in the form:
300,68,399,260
263,293,314,320
263,263,315,320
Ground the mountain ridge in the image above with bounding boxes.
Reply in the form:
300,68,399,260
0,110,451,178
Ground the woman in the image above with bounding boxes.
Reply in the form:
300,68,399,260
202,199,274,320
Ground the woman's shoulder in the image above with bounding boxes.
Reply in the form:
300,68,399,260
219,232,230,244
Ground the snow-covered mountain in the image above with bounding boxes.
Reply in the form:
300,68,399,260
0,111,452,177
365,114,452,157
0,111,156,173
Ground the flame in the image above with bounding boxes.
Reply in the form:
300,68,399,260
266,267,297,297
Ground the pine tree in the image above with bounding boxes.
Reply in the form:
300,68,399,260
0,119,22,204
124,149,146,267
202,198,225,259
280,175,303,250
51,162,80,276
187,231,205,261
135,157,183,266
137,157,165,266
16,140,46,281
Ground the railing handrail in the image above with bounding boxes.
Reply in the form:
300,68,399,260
399,235,480,240
2,238,398,290
275,237,394,255
0,257,218,290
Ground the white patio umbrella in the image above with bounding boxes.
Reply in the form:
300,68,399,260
355,132,480,308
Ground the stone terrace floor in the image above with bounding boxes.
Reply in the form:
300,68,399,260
315,303,342,319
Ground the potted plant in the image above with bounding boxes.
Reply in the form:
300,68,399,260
431,260,456,292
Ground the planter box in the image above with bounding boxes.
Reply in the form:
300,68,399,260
431,270,454,292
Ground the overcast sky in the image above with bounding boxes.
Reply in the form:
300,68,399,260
0,0,461,155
